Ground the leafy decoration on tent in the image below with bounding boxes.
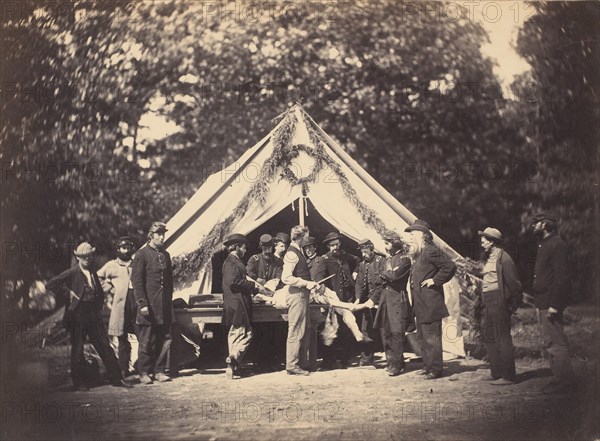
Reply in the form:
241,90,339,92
455,257,484,341
172,106,441,291
298,110,398,240
172,109,302,289
280,144,323,190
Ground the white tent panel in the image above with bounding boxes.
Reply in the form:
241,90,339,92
166,135,279,257
165,106,466,357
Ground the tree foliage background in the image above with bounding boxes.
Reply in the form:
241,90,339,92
1,0,598,320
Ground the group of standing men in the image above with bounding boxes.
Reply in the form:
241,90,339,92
47,210,576,394
221,219,458,379
221,211,576,392
46,222,176,390
468,211,574,393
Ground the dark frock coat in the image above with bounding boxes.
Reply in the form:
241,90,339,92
410,243,456,324
373,253,414,333
222,253,259,329
131,245,174,326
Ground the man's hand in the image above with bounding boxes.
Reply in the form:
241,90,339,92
313,284,326,295
257,278,266,285
306,281,319,291
140,306,150,316
254,293,273,304
547,307,559,322
258,285,273,296
421,279,435,288
354,299,375,310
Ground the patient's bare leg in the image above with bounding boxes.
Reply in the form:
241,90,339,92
333,307,367,342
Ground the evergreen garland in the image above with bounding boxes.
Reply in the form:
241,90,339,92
172,109,300,288
298,110,397,239
172,106,478,299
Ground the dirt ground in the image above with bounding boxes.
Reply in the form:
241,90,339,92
3,306,599,441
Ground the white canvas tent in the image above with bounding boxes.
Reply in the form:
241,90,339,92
165,105,465,357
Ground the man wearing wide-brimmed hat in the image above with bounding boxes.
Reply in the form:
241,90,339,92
222,233,269,378
531,211,575,394
478,227,522,386
46,242,131,391
302,236,371,350
131,221,174,384
313,232,360,370
405,219,456,380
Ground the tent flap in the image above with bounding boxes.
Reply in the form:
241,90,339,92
166,106,465,358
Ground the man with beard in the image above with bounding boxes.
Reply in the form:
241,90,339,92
353,239,384,368
478,227,522,385
405,220,456,380
246,234,282,285
46,242,132,391
531,212,575,394
302,236,367,343
222,233,269,379
131,222,174,384
98,236,138,378
313,232,359,370
246,234,283,372
355,233,413,376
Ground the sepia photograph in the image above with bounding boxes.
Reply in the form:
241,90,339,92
1,1,598,440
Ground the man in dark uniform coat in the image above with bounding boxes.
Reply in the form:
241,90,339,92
405,219,456,380
354,239,384,367
46,242,131,391
313,232,359,369
245,233,283,371
246,234,283,284
131,222,174,385
222,233,267,379
356,233,413,376
531,211,575,394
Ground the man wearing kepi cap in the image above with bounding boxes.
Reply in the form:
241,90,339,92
354,239,384,367
246,234,282,286
478,227,522,385
273,232,290,262
356,232,414,376
131,222,174,384
245,233,283,372
46,242,132,390
98,236,138,378
531,211,575,394
222,233,269,379
405,219,456,380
